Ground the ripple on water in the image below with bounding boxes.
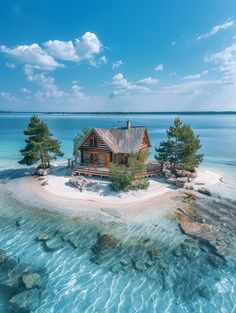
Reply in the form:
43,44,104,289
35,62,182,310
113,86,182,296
0,187,236,312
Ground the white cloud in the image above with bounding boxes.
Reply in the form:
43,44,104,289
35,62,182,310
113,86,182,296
0,32,103,71
44,40,79,61
197,19,234,40
0,44,62,70
44,32,103,63
71,82,85,98
0,91,16,101
155,64,163,71
90,55,108,68
163,79,221,96
112,60,123,69
20,87,31,94
24,65,65,99
99,56,107,63
137,77,159,84
182,70,208,80
205,43,236,84
75,32,102,61
110,73,151,97
6,62,16,69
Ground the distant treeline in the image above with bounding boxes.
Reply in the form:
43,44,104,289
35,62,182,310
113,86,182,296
1,111,236,115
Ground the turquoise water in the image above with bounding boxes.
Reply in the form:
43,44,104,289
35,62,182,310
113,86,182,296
0,113,236,312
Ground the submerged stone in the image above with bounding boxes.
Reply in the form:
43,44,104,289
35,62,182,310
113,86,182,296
173,247,182,257
0,263,29,289
90,255,102,265
67,233,81,248
22,273,41,289
133,260,147,272
16,216,25,226
44,236,64,251
159,260,168,271
147,249,160,260
145,260,155,267
92,234,118,255
198,286,211,300
120,258,130,266
0,249,7,263
36,233,54,241
208,254,224,267
110,263,122,274
180,241,200,260
161,272,171,291
9,288,41,311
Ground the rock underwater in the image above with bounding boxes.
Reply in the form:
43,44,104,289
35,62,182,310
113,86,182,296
0,249,47,312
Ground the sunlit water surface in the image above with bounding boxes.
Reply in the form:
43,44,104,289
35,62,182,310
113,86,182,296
0,113,236,313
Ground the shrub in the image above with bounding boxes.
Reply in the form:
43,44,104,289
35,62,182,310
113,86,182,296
126,179,150,191
109,163,132,191
109,150,149,192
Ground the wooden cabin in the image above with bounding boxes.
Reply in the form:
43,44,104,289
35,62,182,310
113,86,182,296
76,121,152,168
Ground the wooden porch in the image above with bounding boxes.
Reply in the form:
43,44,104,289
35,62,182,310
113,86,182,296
73,160,162,178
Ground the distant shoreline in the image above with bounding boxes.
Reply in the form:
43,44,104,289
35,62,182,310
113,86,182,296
1,111,236,115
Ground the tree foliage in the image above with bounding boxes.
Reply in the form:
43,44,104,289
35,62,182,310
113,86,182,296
73,126,91,159
19,115,64,168
109,163,132,191
109,149,149,191
155,118,203,172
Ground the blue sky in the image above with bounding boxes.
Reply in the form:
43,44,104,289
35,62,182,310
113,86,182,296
1,0,236,112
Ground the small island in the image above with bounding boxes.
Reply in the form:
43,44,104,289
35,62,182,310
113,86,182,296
16,116,222,223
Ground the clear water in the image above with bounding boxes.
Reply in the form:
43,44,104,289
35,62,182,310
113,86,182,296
0,113,236,313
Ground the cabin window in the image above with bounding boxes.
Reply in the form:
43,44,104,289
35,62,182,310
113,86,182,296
89,138,98,147
90,152,98,163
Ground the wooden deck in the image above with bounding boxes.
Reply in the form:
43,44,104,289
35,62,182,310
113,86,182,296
74,165,109,178
73,160,162,178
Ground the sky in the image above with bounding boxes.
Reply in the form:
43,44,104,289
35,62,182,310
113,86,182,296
1,0,236,112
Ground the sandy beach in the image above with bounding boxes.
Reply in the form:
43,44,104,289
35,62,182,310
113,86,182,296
11,164,223,223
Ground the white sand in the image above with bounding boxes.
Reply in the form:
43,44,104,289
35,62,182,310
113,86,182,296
194,168,222,186
41,166,221,204
13,165,222,223
44,174,172,204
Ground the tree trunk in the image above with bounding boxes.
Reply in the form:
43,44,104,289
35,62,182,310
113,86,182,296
172,162,176,173
161,162,164,173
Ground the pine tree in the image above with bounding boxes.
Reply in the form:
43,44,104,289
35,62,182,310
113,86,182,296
19,115,64,168
155,117,203,173
73,126,91,160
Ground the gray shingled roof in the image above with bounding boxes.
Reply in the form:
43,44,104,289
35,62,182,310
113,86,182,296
92,126,150,153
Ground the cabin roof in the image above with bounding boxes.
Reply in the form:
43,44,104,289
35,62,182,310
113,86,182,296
78,125,151,154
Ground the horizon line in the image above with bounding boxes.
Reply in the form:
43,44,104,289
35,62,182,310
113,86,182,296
1,110,236,115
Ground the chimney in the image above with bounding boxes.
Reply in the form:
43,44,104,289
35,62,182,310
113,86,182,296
127,120,131,129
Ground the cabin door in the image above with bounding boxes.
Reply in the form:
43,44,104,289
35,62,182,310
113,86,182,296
90,152,98,165
104,153,110,166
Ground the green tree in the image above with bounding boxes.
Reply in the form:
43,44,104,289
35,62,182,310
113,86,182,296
155,140,172,172
155,118,203,173
109,163,132,191
179,123,203,172
128,149,149,177
73,126,91,160
19,115,64,168
109,149,149,191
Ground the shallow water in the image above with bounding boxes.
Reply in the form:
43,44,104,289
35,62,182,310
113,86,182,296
0,113,236,312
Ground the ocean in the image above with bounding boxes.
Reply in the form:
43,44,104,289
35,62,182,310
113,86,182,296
0,113,236,313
